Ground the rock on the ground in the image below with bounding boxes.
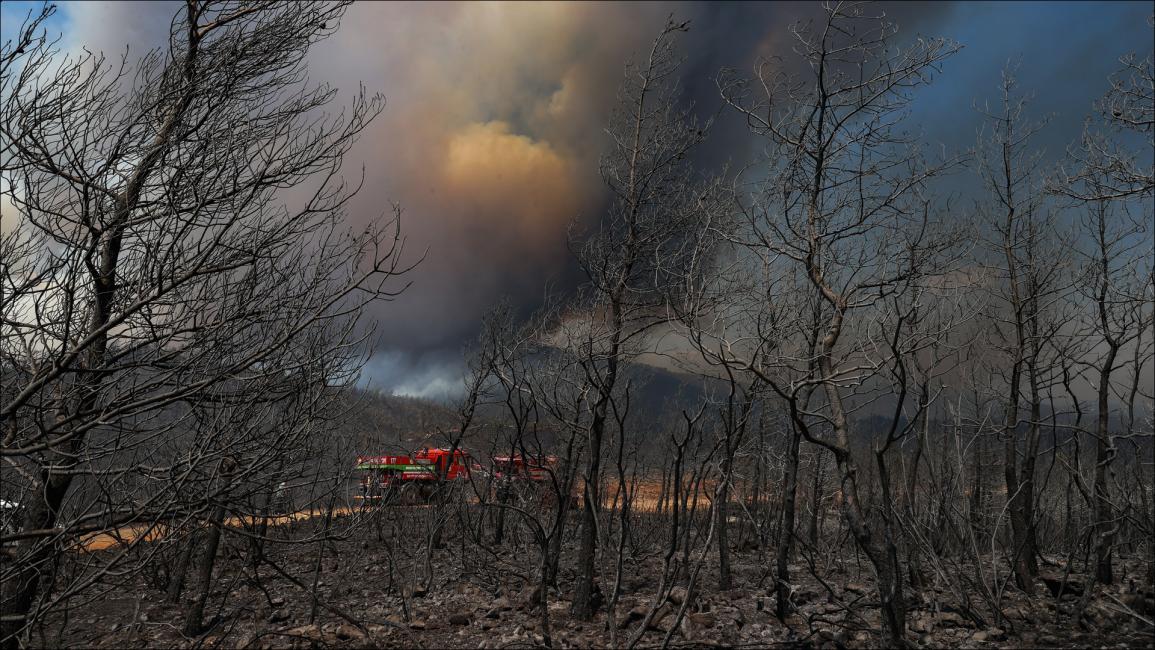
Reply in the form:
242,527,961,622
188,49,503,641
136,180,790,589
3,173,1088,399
335,624,364,640
937,611,966,627
1039,573,1084,598
648,603,674,631
688,612,716,628
717,606,745,628
283,624,322,640
619,604,647,629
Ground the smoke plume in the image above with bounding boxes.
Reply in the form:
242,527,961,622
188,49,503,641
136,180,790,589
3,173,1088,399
8,0,1149,398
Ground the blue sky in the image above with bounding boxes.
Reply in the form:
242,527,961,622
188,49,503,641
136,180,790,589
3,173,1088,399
910,2,1150,157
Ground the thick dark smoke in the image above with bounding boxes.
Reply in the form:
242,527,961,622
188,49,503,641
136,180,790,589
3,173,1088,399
20,1,1151,399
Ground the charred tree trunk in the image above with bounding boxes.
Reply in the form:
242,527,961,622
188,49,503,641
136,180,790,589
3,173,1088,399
167,531,201,604
716,477,731,590
834,446,907,647
1003,354,1035,593
182,502,227,637
571,408,606,620
571,295,623,620
905,385,930,586
0,468,72,647
775,420,802,620
1023,361,1043,576
817,304,907,647
716,385,748,592
2,222,125,646
1092,345,1119,584
808,451,823,547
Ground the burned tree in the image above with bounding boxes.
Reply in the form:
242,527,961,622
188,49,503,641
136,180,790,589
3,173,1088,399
1053,22,1154,588
718,3,962,644
0,2,411,644
972,66,1070,592
566,18,710,621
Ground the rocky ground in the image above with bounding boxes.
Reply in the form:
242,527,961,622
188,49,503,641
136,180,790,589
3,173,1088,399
32,510,1155,649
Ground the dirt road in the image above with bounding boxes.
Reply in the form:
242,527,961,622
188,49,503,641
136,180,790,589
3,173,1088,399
77,508,355,551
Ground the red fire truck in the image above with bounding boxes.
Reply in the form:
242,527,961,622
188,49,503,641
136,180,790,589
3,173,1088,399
353,448,565,506
353,447,475,504
490,454,559,505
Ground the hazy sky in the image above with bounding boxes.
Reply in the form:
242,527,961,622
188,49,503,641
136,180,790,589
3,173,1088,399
2,1,1151,398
